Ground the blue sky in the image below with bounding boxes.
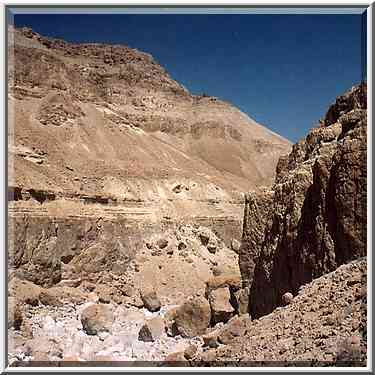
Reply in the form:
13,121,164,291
13,13,366,142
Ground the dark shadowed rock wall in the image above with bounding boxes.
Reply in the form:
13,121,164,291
240,83,367,318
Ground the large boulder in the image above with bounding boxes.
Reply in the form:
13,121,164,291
174,295,211,337
140,287,161,312
81,304,114,335
208,287,235,324
8,277,42,306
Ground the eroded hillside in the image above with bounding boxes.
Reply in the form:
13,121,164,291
7,26,290,297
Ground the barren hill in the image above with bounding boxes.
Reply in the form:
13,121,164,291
7,26,289,307
8,26,290,206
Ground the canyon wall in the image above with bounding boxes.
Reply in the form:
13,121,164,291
239,83,367,318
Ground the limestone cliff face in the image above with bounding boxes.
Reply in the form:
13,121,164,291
240,83,367,318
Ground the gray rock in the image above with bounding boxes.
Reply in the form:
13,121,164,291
138,317,165,342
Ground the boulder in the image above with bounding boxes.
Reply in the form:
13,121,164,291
202,331,219,348
8,277,41,306
208,287,235,324
164,351,189,366
184,345,198,360
174,295,211,337
140,287,161,312
205,274,241,297
8,296,23,330
217,315,248,345
282,292,294,306
40,286,86,306
234,287,250,315
230,239,241,253
81,304,114,335
138,317,165,342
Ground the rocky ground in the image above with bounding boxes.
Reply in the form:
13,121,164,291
196,258,367,367
8,258,366,367
8,224,245,366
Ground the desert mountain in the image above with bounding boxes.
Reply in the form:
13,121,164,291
7,25,290,298
8,26,290,208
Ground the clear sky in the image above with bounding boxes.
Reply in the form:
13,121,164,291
12,13,366,142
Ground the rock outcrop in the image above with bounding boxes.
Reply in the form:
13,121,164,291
239,83,367,318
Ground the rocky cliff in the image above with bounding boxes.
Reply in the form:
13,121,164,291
239,83,367,318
